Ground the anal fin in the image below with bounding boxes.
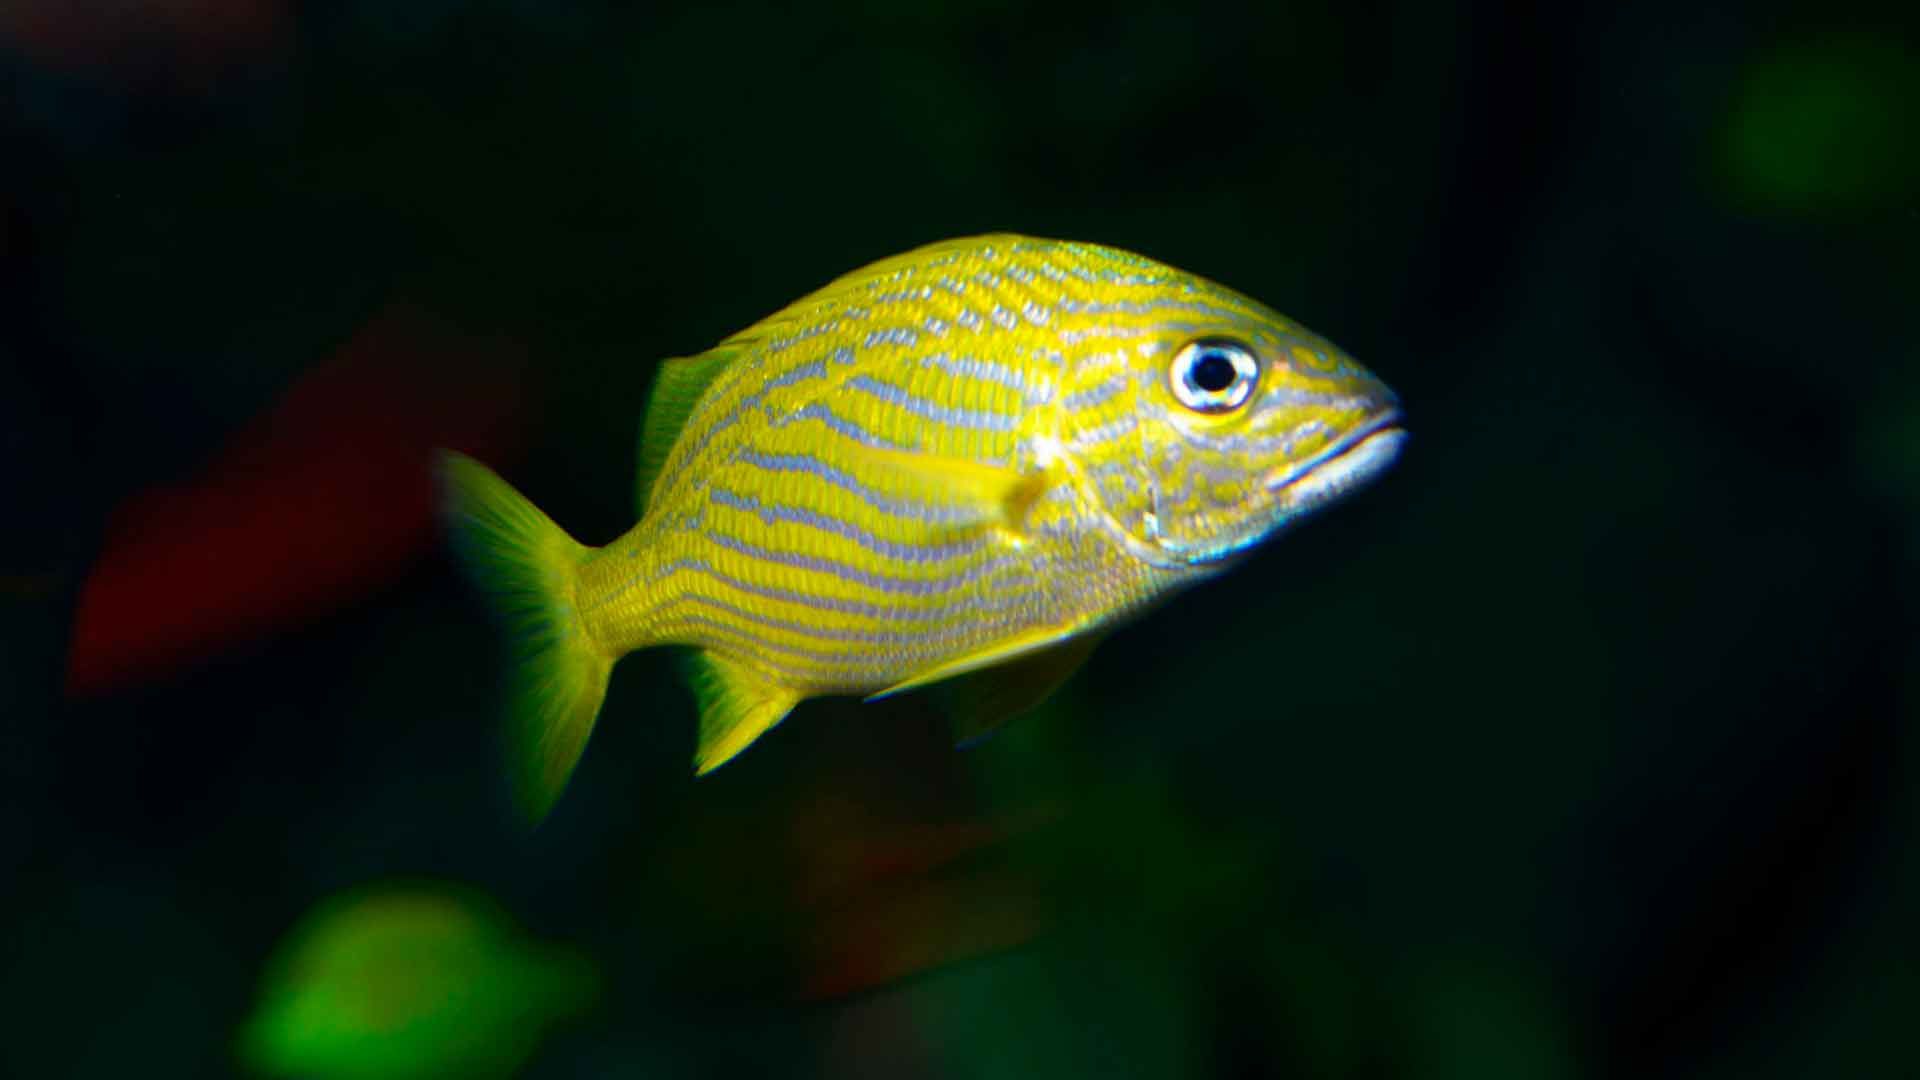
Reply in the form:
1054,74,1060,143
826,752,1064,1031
685,649,800,775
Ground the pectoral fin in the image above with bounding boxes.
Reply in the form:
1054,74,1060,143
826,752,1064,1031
684,649,800,775
848,445,1048,532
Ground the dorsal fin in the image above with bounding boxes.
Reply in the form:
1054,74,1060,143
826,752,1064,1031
635,348,737,515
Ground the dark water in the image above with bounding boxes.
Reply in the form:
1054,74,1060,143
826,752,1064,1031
3,1,1915,1077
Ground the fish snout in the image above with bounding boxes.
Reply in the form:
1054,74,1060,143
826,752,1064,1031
1263,401,1406,502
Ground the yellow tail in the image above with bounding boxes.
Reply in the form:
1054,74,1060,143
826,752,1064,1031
437,451,612,824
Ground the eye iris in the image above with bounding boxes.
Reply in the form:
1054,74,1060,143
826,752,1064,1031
1190,351,1237,393
1169,338,1258,413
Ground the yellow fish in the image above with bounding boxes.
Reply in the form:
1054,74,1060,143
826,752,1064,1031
442,234,1403,821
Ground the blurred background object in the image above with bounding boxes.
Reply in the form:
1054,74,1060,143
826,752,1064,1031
64,306,523,697
236,881,596,1080
3,0,1916,1077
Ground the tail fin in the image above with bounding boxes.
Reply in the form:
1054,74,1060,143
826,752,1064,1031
437,451,612,825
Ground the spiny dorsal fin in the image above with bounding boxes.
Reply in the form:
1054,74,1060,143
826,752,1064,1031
683,648,800,775
635,348,737,515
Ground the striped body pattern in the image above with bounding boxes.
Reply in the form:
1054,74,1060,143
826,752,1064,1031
441,234,1403,820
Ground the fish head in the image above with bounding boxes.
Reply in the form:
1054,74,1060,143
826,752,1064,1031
1061,304,1404,569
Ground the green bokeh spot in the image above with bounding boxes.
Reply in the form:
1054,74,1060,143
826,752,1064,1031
1718,35,1919,214
237,882,596,1080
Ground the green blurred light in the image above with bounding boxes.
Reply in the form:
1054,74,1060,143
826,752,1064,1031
237,882,596,1080
1718,35,1919,215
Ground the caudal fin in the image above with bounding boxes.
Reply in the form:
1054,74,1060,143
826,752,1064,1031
437,451,612,824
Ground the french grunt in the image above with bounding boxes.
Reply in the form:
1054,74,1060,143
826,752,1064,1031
441,234,1404,821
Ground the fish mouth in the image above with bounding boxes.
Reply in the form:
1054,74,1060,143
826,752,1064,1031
1263,409,1407,504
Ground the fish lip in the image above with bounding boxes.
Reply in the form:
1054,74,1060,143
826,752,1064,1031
1263,407,1407,494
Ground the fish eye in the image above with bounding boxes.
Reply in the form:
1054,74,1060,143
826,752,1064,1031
1169,338,1259,414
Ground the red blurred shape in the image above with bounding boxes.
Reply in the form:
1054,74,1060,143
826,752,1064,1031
65,308,524,696
652,713,1070,1001
783,794,1063,1000
796,838,1052,1002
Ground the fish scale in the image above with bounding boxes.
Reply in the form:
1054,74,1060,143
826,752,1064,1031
441,233,1404,822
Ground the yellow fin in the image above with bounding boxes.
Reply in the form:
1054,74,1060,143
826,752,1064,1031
850,445,1048,530
684,649,801,775
867,623,1088,702
936,632,1104,747
437,451,612,826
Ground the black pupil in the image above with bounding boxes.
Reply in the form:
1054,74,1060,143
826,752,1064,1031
1190,350,1238,393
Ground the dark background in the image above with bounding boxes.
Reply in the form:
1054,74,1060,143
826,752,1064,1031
3,1,1916,1077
